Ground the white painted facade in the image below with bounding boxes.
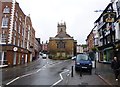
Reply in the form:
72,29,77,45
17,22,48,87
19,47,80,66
115,22,120,41
77,45,83,53
113,0,120,41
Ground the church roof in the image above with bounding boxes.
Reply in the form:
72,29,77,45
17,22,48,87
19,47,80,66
55,32,72,38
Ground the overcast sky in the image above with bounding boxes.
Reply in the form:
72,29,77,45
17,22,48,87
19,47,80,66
16,0,110,44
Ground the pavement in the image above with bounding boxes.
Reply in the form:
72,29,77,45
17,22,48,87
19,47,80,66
67,61,120,86
95,61,120,86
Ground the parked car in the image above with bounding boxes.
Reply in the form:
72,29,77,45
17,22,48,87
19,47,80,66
75,53,92,74
39,52,43,56
71,56,76,60
42,54,47,59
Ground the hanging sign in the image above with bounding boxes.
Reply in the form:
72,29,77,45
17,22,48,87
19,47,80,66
103,12,116,23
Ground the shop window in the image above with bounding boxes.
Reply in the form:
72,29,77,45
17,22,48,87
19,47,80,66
0,51,7,64
4,52,7,60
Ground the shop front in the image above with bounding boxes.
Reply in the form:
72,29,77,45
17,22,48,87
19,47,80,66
1,45,31,66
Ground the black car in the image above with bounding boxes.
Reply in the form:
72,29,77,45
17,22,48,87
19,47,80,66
75,53,92,74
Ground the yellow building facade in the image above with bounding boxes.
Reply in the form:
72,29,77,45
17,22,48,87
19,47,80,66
49,22,76,59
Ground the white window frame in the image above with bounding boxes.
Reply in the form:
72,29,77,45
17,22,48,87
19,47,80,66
18,25,21,34
18,39,20,46
0,51,6,65
15,12,18,18
13,36,16,45
22,27,24,36
1,17,9,28
14,21,17,30
1,34,6,44
3,6,10,13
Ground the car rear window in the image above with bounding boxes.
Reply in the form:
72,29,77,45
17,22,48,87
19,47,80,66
76,54,89,61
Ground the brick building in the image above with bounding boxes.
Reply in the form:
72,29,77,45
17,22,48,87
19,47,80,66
0,1,2,31
86,29,95,52
41,41,48,54
49,22,77,59
0,0,40,66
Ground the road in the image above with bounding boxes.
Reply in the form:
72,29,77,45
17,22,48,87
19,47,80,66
1,56,108,86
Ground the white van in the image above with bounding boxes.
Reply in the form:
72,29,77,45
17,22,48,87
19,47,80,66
42,54,47,59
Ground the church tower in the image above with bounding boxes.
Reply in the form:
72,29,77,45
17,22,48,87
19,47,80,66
57,21,66,34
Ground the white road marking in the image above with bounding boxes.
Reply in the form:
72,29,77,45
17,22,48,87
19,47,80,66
6,77,20,85
36,64,47,72
36,68,42,73
20,73,34,78
5,61,63,85
67,73,70,76
5,64,47,85
51,69,70,87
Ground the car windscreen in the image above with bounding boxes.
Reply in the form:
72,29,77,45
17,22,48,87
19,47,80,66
76,54,89,61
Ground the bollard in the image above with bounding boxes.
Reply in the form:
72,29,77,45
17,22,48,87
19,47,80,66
71,66,73,77
80,68,82,77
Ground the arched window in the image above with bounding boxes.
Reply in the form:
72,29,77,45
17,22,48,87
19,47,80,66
3,6,10,13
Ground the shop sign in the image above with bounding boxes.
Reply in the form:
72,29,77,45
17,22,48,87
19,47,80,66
103,12,116,23
13,47,18,52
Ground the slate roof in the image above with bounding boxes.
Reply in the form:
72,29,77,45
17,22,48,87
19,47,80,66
55,32,72,38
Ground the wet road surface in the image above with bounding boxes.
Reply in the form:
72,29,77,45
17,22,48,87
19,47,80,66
1,56,108,86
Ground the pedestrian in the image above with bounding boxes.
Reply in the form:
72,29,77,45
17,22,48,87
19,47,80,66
111,56,120,81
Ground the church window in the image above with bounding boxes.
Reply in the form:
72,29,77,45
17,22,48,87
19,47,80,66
57,41,65,48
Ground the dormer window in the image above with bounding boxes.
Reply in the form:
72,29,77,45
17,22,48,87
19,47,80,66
3,6,10,13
